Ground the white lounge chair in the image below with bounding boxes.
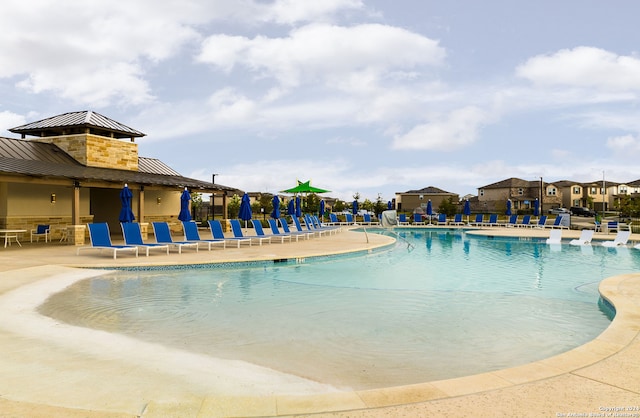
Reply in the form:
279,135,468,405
601,230,631,247
569,229,594,246
545,229,562,244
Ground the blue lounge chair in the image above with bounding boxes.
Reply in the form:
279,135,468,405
413,213,425,225
77,222,138,259
30,224,50,243
251,219,286,243
121,222,169,256
533,215,548,228
546,216,569,229
152,222,199,253
344,213,355,225
182,221,226,250
267,219,295,242
516,215,531,227
231,219,271,245
436,213,447,225
207,220,252,247
469,214,484,226
328,213,343,226
505,215,518,227
398,213,409,226
312,216,339,234
362,213,378,225
279,218,312,240
449,213,464,226
482,214,498,227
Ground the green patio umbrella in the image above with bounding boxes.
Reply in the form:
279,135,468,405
281,180,330,194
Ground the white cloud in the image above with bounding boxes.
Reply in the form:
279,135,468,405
197,23,445,89
391,106,487,150
606,134,640,157
257,0,366,24
0,111,26,133
516,47,640,91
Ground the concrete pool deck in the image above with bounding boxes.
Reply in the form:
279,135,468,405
0,225,639,417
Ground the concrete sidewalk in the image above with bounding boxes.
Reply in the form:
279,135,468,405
0,226,639,417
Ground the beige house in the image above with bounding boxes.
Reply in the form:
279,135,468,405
476,177,562,213
1,111,237,244
394,186,459,214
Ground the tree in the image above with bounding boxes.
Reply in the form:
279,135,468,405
438,197,458,216
227,194,241,219
333,199,346,212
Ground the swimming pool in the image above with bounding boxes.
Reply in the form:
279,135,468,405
39,228,637,390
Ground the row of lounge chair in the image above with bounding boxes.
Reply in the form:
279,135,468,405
77,216,342,259
397,213,568,229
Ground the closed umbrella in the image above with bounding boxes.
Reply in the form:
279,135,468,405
426,199,433,224
271,195,281,219
506,199,512,216
463,199,471,223
295,195,302,217
387,200,392,210
118,184,135,223
287,199,295,215
239,193,252,227
178,187,191,222
533,199,540,217
352,200,358,215
320,199,325,218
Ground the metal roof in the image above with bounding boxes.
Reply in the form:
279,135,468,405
9,111,145,139
0,136,236,192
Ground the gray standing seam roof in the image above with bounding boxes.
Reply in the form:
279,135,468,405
0,136,235,191
9,110,145,139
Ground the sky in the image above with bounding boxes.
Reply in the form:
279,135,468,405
1,0,640,203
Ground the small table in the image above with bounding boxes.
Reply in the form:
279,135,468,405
0,229,27,248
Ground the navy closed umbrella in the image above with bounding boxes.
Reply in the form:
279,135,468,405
320,199,325,218
533,199,540,217
295,196,302,217
426,199,433,224
178,187,191,222
506,199,512,216
463,199,471,223
239,193,252,227
387,200,392,210
271,195,281,219
119,184,135,223
287,199,295,216
352,200,358,215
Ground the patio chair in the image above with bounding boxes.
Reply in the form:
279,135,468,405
207,219,252,247
449,213,464,226
344,213,356,225
362,213,378,225
533,215,548,228
297,216,327,237
484,214,499,227
516,215,531,228
413,213,425,225
569,229,594,246
398,213,409,226
312,216,339,234
77,222,138,259
230,219,271,245
152,222,199,253
182,221,226,250
505,215,518,227
251,219,285,244
601,230,631,247
30,224,50,243
545,229,562,244
279,218,312,241
469,214,484,226
267,219,295,242
121,222,169,256
604,221,619,234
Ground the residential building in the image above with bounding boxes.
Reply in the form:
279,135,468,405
395,186,459,213
476,177,562,213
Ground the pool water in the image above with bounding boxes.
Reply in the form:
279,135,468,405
39,229,638,390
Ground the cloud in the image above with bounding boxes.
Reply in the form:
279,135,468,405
391,106,488,150
256,0,366,25
516,47,640,91
606,134,640,157
197,23,445,89
0,110,26,134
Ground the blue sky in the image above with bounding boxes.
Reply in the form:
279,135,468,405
1,0,639,202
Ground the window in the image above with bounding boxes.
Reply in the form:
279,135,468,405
619,186,627,194
517,188,524,195
547,187,557,196
590,187,597,194
479,189,484,196
573,186,581,194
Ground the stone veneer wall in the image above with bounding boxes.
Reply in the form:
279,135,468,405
37,134,138,171
2,215,93,243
